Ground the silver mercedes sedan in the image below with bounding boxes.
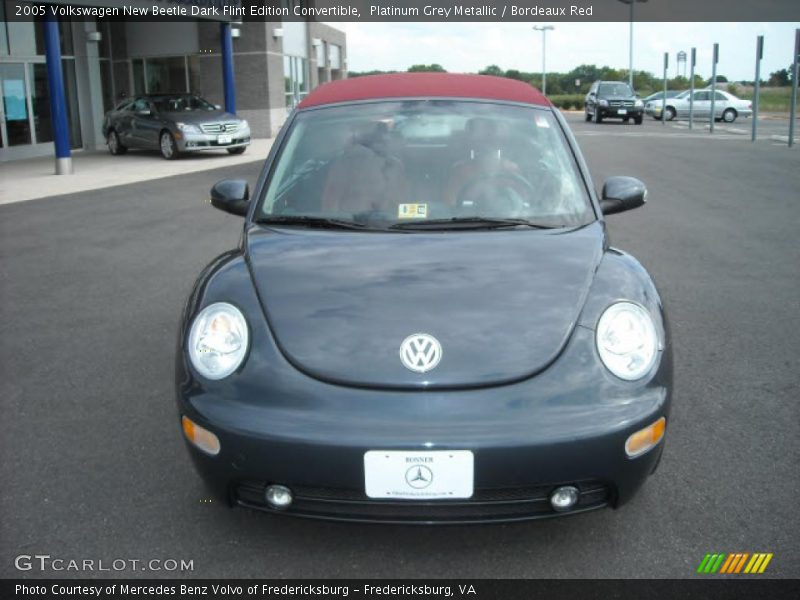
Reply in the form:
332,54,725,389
652,89,753,123
102,94,251,160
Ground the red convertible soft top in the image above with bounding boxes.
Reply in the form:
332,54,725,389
297,73,551,109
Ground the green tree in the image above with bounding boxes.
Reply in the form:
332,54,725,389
768,68,789,86
479,65,504,77
407,64,446,73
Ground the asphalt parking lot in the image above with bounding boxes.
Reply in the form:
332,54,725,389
1,113,798,579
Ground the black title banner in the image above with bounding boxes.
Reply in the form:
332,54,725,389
6,0,800,22
3,579,800,600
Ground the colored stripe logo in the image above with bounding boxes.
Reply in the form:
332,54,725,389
697,553,773,574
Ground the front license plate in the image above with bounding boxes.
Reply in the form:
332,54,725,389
217,134,233,145
364,450,474,499
617,109,628,115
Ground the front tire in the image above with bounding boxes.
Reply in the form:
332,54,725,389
107,130,127,155
227,147,247,155
634,116,643,125
664,107,676,121
585,111,592,122
160,131,179,160
722,108,737,123
594,110,603,124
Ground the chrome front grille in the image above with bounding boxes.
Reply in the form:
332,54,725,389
608,100,635,108
200,121,240,134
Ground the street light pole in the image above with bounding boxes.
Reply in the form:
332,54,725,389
533,25,554,96
618,0,648,89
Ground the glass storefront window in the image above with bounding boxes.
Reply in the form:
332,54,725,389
0,62,32,145
7,20,36,57
61,58,82,149
284,55,309,108
329,44,341,70
30,63,53,144
132,59,145,96
99,59,114,113
0,2,8,56
315,41,325,67
146,56,187,94
187,55,200,94
32,17,74,57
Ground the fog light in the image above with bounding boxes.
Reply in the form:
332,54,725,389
550,485,579,511
181,415,220,456
265,484,293,510
625,416,666,458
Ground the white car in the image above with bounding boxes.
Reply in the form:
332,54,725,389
653,89,752,123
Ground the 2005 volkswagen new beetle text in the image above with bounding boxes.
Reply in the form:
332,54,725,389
176,73,672,524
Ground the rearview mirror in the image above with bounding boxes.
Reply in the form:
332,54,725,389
600,176,647,216
210,179,250,217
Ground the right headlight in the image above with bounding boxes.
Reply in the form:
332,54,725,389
187,302,249,380
598,99,609,107
176,122,202,134
596,302,659,381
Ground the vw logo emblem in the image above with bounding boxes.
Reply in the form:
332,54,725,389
399,333,442,373
405,465,433,489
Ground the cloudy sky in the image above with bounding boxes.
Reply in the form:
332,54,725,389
336,22,799,81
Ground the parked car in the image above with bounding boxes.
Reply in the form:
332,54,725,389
177,73,672,524
584,81,644,124
643,91,682,118
653,89,753,122
102,94,251,160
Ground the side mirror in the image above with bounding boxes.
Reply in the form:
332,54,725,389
214,104,222,110
588,91,596,96
210,179,250,217
600,176,647,216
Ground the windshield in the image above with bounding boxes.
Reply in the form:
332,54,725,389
150,94,217,113
258,100,593,229
597,83,633,97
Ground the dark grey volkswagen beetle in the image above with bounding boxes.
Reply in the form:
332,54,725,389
176,73,671,523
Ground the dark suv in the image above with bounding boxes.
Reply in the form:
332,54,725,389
585,81,644,124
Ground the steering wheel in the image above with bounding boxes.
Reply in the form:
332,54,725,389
455,171,538,215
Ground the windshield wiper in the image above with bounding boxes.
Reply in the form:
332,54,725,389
388,217,557,230
258,215,369,230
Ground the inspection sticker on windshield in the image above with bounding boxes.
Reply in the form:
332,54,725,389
398,203,428,219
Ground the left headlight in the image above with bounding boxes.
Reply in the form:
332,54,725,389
240,119,249,130
596,302,660,381
187,302,249,380
634,99,644,107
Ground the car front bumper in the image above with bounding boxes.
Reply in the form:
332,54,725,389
175,129,251,152
176,326,672,524
597,107,644,119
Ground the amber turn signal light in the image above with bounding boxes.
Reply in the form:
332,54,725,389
625,417,666,458
182,415,221,456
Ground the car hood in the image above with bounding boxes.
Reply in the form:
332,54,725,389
158,110,238,124
246,222,605,389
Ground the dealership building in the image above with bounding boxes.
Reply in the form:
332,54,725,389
0,1,346,170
